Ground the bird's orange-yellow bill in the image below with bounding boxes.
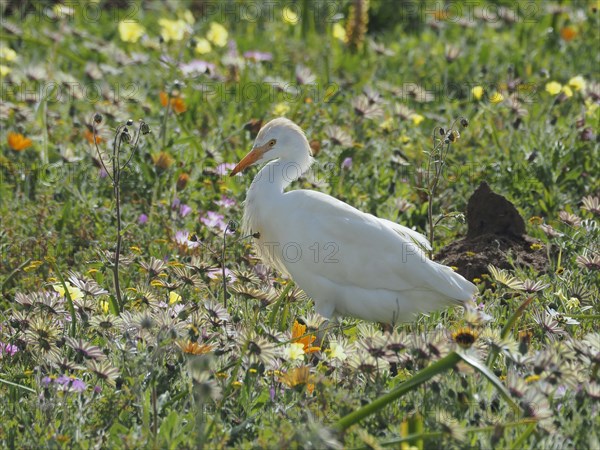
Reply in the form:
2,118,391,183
230,146,265,176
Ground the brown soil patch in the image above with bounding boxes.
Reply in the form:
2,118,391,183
436,182,547,280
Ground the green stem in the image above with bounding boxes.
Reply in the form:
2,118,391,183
49,259,77,337
268,282,294,329
335,352,462,431
0,377,36,393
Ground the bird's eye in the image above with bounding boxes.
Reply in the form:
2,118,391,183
268,139,276,147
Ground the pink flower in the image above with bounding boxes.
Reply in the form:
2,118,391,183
216,162,240,176
207,268,237,284
179,204,192,217
138,213,148,224
201,211,228,232
0,342,18,357
215,195,236,209
174,230,200,249
341,157,353,170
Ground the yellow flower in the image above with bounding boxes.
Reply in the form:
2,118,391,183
328,342,347,360
561,85,573,98
206,22,228,47
410,113,424,125
0,46,17,61
273,102,290,116
525,374,540,383
169,291,181,304
489,92,504,103
333,23,347,42
100,299,109,314
568,75,586,91
53,4,74,18
180,9,195,25
545,81,562,96
471,85,484,101
585,99,599,117
53,283,84,301
379,117,395,132
283,343,305,361
282,6,299,25
291,321,320,353
0,65,10,77
195,38,212,54
118,20,145,43
530,243,543,251
158,18,190,42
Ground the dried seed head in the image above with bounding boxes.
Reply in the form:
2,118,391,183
121,129,131,143
227,220,238,233
93,113,103,124
460,118,469,128
126,119,133,126
141,123,150,135
439,127,446,136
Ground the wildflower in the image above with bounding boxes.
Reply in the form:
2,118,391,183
325,125,353,147
159,91,187,114
560,26,577,41
284,342,305,361
282,6,299,25
0,342,18,357
575,254,600,271
118,20,145,43
174,230,200,249
291,321,320,353
87,360,120,386
522,279,549,293
561,85,573,98
195,38,211,54
178,340,213,355
158,18,190,42
341,157,352,170
581,196,600,215
242,332,279,368
215,195,236,208
332,23,347,42
489,92,504,103
471,85,484,100
452,327,478,348
201,211,227,232
545,81,562,95
243,50,272,62
206,22,228,47
152,151,175,170
53,282,84,301
0,65,10,77
328,342,348,361
352,95,384,119
169,291,181,305
273,102,290,116
280,366,314,394
530,243,543,251
7,132,32,152
558,210,581,227
66,338,106,360
566,75,585,93
410,113,425,125
138,213,148,224
0,46,17,61
179,204,192,217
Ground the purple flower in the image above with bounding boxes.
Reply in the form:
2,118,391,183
243,50,273,62
216,162,237,176
99,168,108,178
56,374,71,385
138,214,148,225
179,204,192,217
215,195,236,209
341,157,353,170
70,379,86,392
0,342,18,356
179,60,216,77
201,211,228,232
94,385,102,394
41,376,53,386
172,197,181,209
174,230,200,249
269,385,276,401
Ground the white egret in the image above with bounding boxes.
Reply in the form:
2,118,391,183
231,118,477,324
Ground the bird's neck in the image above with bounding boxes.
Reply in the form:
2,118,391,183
249,152,313,197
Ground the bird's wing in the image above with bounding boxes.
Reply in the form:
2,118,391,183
273,189,471,300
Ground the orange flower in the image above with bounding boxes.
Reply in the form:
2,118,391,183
84,128,103,145
279,366,315,394
560,26,577,41
291,320,320,353
177,340,213,355
152,151,174,170
160,91,187,114
7,132,32,151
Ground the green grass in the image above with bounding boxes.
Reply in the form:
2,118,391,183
1,1,599,448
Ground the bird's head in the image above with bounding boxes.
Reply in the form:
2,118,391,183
230,118,311,176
